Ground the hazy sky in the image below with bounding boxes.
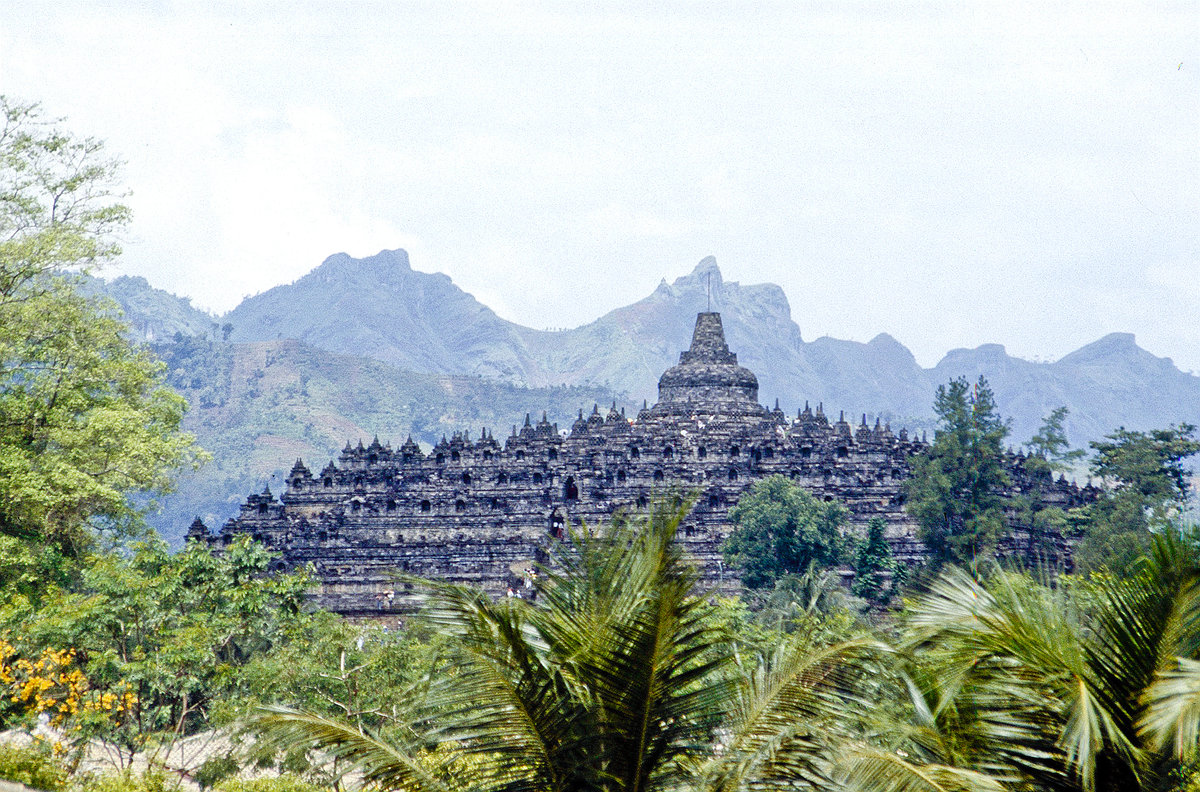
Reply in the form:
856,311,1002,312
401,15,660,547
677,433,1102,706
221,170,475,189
3,2,1197,371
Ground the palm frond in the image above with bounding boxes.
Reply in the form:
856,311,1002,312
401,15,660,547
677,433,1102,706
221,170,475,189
702,724,832,792
535,497,735,792
703,634,889,791
418,647,585,788
900,565,1132,789
1139,656,1200,759
1074,530,1200,783
404,575,593,790
837,744,1007,792
1059,672,1141,791
252,704,450,792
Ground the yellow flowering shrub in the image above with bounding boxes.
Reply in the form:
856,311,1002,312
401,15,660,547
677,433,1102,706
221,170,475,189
0,638,136,731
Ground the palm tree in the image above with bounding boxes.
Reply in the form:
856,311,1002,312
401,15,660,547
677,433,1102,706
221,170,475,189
258,500,734,791
898,529,1200,792
254,499,990,791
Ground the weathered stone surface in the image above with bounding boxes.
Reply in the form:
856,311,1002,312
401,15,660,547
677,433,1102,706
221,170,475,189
199,312,1094,615
655,313,763,416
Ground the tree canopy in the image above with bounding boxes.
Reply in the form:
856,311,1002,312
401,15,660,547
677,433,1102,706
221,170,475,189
1074,423,1200,574
1026,405,1085,473
0,96,202,567
902,528,1200,792
723,474,848,589
254,502,988,792
1089,423,1199,510
904,376,1010,569
1,535,312,761
850,517,903,608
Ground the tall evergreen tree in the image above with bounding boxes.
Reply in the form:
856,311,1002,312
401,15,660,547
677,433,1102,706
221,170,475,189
850,517,903,608
1026,405,1085,473
904,376,1009,570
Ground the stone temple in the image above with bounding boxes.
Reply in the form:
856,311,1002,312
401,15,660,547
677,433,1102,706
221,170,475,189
196,312,1091,615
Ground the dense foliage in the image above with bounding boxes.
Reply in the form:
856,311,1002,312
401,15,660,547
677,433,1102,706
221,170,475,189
0,96,202,580
1074,424,1200,575
723,474,849,589
255,503,982,792
0,529,451,791
849,517,904,607
902,528,1200,792
904,376,1010,569
0,536,310,759
252,506,1200,792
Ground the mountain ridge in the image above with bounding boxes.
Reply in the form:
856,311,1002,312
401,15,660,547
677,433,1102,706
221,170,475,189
98,249,1200,450
214,248,1200,447
89,252,1200,541
98,250,1200,446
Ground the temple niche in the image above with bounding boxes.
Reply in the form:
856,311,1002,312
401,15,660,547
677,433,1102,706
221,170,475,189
194,312,1092,615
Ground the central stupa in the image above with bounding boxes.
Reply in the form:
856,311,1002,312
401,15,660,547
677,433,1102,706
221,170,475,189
652,312,766,418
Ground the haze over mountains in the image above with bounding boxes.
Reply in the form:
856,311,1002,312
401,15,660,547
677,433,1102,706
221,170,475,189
95,250,1200,542
223,249,1200,446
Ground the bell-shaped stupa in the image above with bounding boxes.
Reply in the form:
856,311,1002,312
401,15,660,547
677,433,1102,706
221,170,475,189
652,312,766,417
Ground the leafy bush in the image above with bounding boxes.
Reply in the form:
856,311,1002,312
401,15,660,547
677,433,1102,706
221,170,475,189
73,769,179,792
217,776,329,792
192,754,240,790
2,535,312,753
0,740,69,791
724,474,848,589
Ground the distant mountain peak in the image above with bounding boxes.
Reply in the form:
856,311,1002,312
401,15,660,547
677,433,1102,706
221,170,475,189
371,248,412,269
868,332,907,350
322,247,410,273
665,257,728,312
112,274,153,289
1094,332,1137,347
300,249,417,293
941,342,1008,362
690,255,721,277
1057,332,1153,367
676,255,722,286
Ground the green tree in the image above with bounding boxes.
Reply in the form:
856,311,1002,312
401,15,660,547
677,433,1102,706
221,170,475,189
723,474,848,589
905,376,1010,569
850,517,904,608
1090,424,1199,512
0,97,201,571
0,535,312,764
1026,405,1085,473
216,609,442,760
1003,406,1085,568
1074,424,1200,574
